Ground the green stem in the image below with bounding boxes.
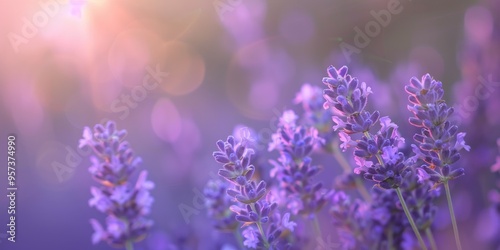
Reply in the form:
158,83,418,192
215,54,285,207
330,139,372,202
312,214,322,237
250,203,270,248
125,241,134,250
330,139,353,173
387,226,395,250
444,181,462,250
396,187,428,250
354,177,372,202
425,228,438,250
233,230,244,249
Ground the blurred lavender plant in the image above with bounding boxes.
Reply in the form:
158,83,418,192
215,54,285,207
79,121,154,250
322,65,428,249
268,110,330,217
405,74,470,250
204,179,239,232
294,84,335,145
295,84,371,201
267,110,331,244
213,135,297,249
330,191,375,249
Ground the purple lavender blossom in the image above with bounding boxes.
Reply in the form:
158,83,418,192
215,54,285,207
268,110,330,216
213,135,296,249
405,74,471,185
322,65,410,189
401,172,440,231
80,121,154,248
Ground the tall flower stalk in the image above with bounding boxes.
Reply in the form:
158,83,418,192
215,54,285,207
405,74,470,250
213,135,297,249
268,110,329,215
79,121,154,249
322,65,428,250
268,110,331,239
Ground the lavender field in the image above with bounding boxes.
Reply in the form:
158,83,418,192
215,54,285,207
1,0,500,249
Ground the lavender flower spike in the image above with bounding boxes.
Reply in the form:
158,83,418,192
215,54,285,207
269,110,330,217
80,121,154,249
406,74,468,250
322,65,409,189
213,135,296,249
405,74,470,185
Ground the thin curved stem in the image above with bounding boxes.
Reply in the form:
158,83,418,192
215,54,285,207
330,139,352,173
387,226,396,250
233,230,244,249
444,181,462,250
396,188,428,250
425,228,437,250
125,241,134,250
353,177,372,202
329,139,372,202
250,203,270,248
312,214,322,237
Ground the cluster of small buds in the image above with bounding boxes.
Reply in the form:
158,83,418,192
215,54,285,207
269,110,322,160
268,110,330,216
323,65,410,189
213,136,296,249
79,121,154,248
369,188,410,249
203,179,239,232
405,74,470,185
401,174,440,230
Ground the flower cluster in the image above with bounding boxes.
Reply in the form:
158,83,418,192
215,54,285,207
322,65,409,189
268,110,330,216
213,136,296,249
80,121,154,248
405,74,470,185
402,175,440,231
